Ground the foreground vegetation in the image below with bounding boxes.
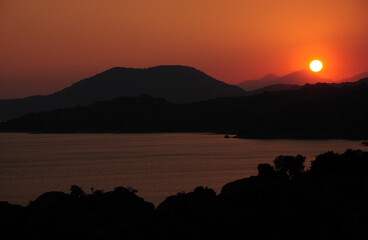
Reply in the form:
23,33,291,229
1,149,368,239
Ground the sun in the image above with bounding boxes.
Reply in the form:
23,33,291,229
310,60,323,72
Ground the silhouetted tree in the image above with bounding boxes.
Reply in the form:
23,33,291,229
70,185,85,198
114,186,138,194
273,154,305,179
257,163,276,177
310,149,368,177
92,189,104,196
127,186,138,194
310,151,340,176
193,186,216,197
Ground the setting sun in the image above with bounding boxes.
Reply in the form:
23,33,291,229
310,60,323,72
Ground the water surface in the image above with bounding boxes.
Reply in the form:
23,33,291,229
0,133,364,206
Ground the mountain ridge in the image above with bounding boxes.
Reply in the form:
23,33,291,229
338,71,368,83
2,77,368,139
238,70,332,91
0,65,244,121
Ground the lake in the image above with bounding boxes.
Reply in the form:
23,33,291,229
0,133,364,206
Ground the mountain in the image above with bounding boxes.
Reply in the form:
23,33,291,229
0,65,244,121
245,73,368,95
237,73,279,91
237,70,331,91
2,77,368,139
339,72,368,83
244,84,301,95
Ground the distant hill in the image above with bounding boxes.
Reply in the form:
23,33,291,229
244,84,301,95
237,73,279,91
2,77,368,139
237,70,331,91
339,72,368,83
244,75,368,95
0,65,244,121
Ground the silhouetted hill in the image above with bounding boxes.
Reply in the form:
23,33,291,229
0,65,244,121
237,73,279,91
0,186,154,239
2,149,368,239
339,71,368,83
2,78,368,139
244,83,301,95
339,76,368,87
238,70,331,91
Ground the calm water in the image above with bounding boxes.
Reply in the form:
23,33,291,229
0,133,364,206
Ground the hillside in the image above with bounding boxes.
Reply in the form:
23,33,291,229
2,78,368,139
244,84,301,95
339,71,368,83
237,73,279,91
238,70,331,91
0,66,244,121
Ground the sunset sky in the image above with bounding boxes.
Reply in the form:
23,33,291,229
1,0,368,99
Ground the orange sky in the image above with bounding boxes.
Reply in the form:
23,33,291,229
1,0,368,99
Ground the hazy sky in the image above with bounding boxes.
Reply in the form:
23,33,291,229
1,0,368,98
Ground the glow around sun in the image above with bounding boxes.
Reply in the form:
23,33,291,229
310,60,323,72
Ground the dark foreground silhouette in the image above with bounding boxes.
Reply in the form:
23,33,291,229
1,149,368,239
